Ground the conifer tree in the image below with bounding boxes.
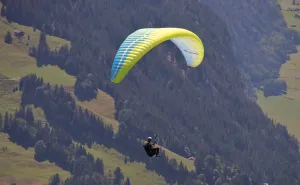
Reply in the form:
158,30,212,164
4,31,12,44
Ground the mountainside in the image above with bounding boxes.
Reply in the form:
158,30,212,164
2,0,300,185
202,0,300,96
255,0,300,139
0,7,73,184
0,7,189,185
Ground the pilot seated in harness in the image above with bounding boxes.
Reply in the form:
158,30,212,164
143,137,160,157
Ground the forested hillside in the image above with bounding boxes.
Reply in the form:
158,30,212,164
202,0,300,97
2,0,300,185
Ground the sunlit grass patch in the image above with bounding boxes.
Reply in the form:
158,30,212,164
0,133,71,183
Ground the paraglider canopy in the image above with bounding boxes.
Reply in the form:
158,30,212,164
110,27,205,83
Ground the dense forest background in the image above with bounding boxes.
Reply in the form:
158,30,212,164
3,0,300,97
2,0,300,185
202,0,300,97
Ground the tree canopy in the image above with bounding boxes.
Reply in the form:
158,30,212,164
2,0,300,185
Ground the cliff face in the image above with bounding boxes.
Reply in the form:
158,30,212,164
202,0,299,96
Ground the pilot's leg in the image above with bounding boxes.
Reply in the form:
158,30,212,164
154,148,159,156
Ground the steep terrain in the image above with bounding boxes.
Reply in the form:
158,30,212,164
0,3,192,184
2,0,300,185
202,0,300,96
0,133,71,185
0,8,72,184
257,0,300,138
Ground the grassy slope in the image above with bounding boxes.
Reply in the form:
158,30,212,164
280,0,300,32
65,87,120,132
86,143,167,185
0,5,194,184
257,0,300,139
0,6,73,184
0,133,70,184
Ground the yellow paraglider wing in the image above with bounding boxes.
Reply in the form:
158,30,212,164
110,28,204,83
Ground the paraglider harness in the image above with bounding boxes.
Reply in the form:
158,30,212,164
143,134,160,157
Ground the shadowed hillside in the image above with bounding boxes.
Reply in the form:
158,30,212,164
202,0,300,97
2,0,300,185
256,0,300,140
0,2,197,184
